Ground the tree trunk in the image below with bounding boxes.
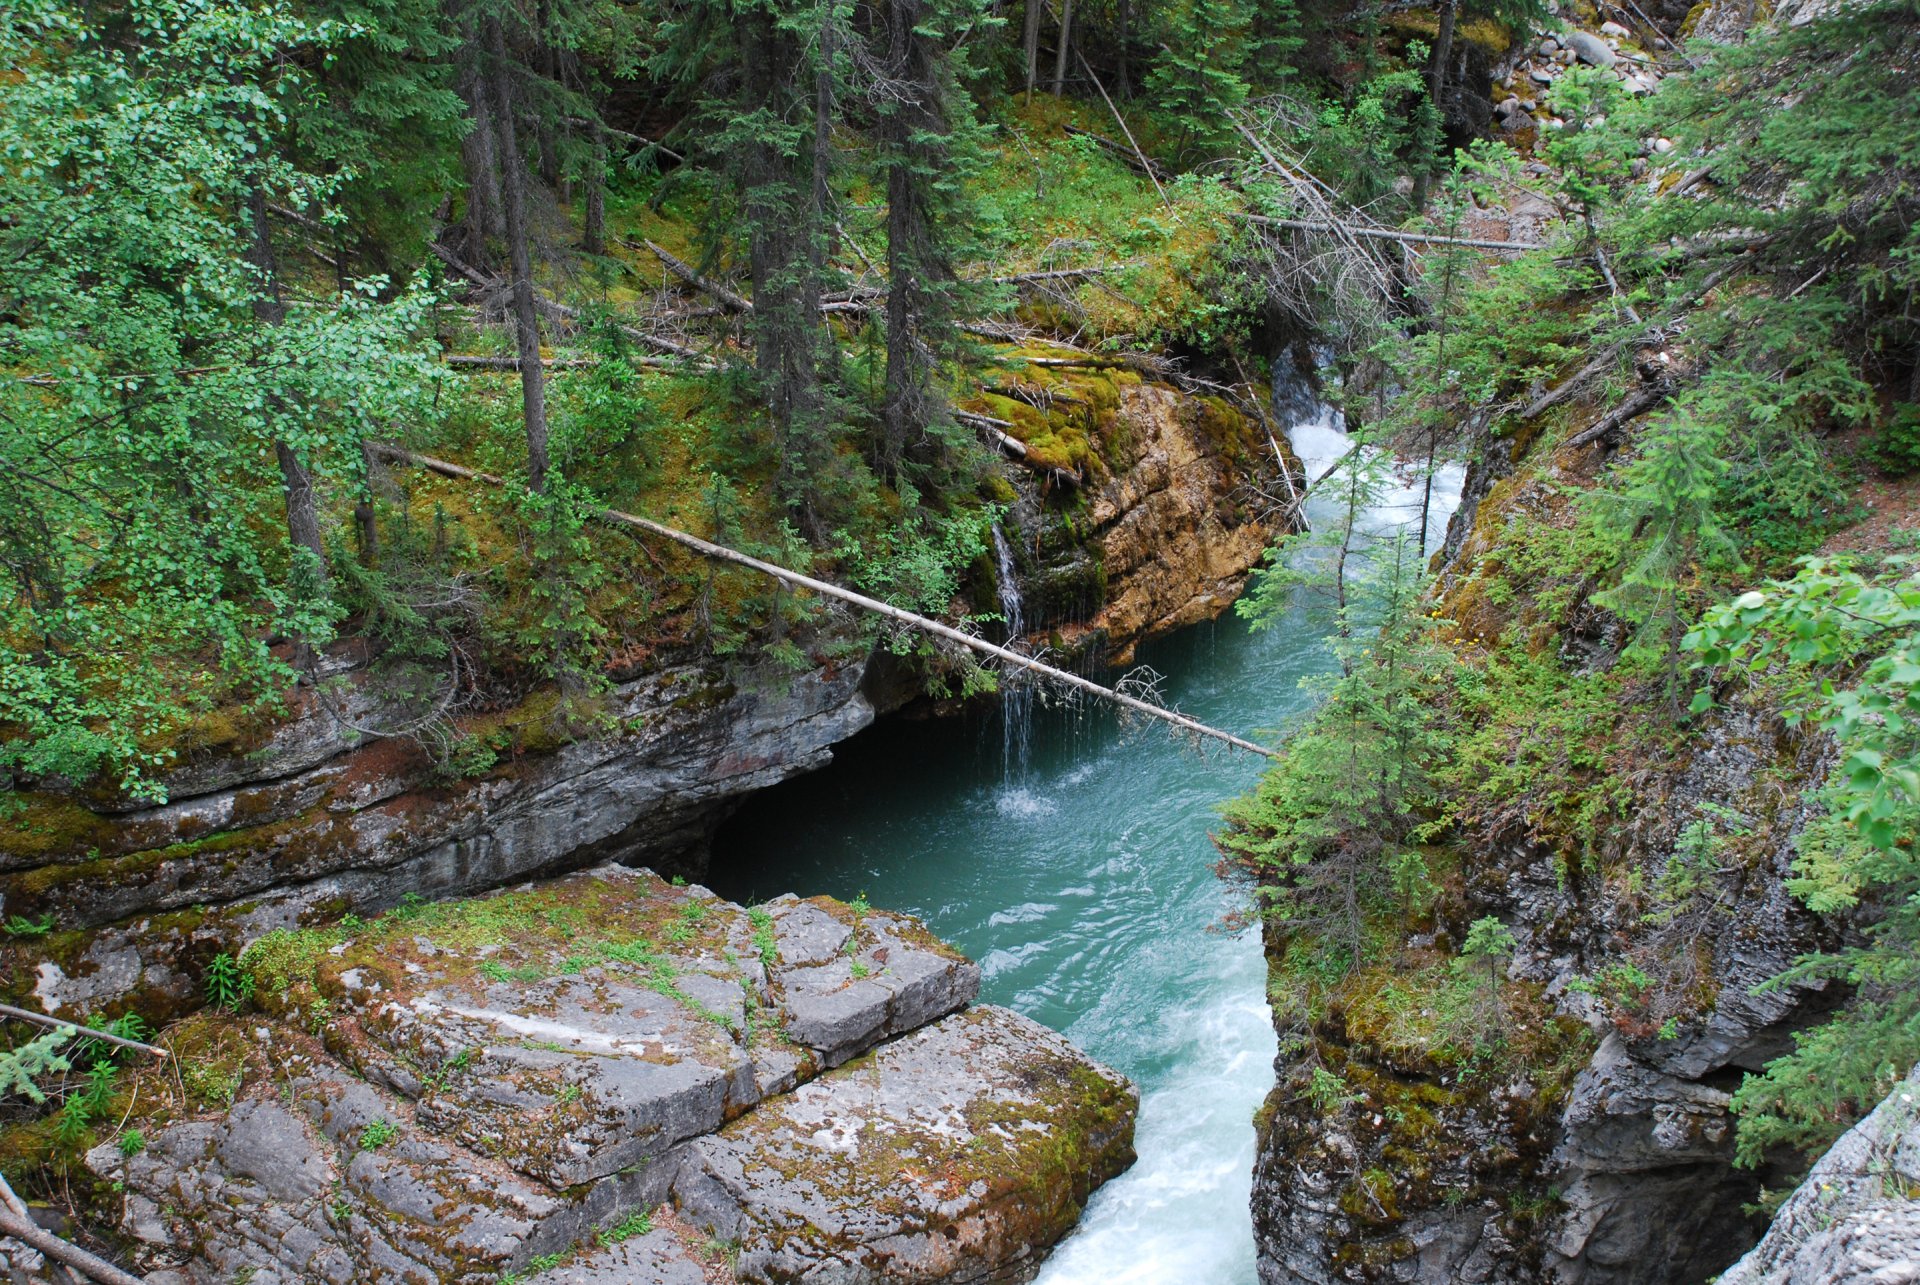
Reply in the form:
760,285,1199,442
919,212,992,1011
880,0,934,478
1414,0,1457,209
1116,0,1130,97
485,13,551,494
1052,0,1072,94
583,124,606,255
455,31,504,256
534,0,561,187
814,6,837,268
1023,0,1042,98
247,185,331,594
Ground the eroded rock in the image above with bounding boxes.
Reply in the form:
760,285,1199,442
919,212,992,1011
675,1005,1138,1284
84,870,1129,1285
1719,1066,1920,1285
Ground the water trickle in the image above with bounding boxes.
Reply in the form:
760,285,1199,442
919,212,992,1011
992,523,1034,782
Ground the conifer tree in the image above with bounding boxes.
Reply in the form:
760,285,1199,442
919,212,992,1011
871,0,991,483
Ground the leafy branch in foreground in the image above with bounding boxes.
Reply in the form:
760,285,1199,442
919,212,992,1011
1688,557,1920,1170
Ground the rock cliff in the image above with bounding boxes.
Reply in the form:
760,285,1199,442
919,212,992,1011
1717,1065,1920,1285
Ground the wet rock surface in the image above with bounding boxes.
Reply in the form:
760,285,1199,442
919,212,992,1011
82,867,1132,1284
1718,1065,1920,1285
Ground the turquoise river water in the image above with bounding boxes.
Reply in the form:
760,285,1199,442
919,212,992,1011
710,412,1461,1283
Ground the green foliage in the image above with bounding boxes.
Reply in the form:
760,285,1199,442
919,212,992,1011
0,0,440,798
1145,0,1255,156
1580,410,1738,688
0,1030,73,1105
359,1119,399,1151
3,914,54,939
596,1207,656,1245
1870,404,1920,478
205,953,256,1014
1689,559,1920,1163
1223,532,1452,972
117,1128,147,1157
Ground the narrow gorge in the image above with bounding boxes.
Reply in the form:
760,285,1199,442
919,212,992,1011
2,0,1917,1279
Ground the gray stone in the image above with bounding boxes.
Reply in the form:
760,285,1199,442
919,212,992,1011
1564,30,1617,66
544,1229,708,1284
1720,1066,1920,1285
766,897,982,1066
676,1005,1137,1285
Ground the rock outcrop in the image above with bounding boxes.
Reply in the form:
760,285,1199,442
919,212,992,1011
1718,1065,1920,1285
995,372,1279,666
79,866,1137,1284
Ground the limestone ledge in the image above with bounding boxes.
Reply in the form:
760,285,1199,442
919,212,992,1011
81,865,1137,1284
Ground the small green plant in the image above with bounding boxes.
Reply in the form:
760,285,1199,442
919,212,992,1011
422,1047,473,1093
1870,403,1920,476
555,1083,582,1105
1304,1065,1360,1114
358,1119,398,1151
117,1128,146,1156
3,914,53,938
747,906,778,969
204,953,254,1013
848,892,871,916
596,1207,655,1245
849,961,871,980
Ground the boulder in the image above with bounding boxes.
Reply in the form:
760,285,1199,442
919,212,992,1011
675,1005,1138,1284
1563,30,1618,66
282,868,978,1187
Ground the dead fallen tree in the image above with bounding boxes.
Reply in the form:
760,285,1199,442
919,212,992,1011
368,444,1273,758
1236,213,1545,253
954,410,1084,489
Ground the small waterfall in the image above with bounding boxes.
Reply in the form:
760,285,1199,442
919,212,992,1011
991,523,1034,783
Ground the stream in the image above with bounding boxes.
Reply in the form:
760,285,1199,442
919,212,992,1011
710,397,1465,1284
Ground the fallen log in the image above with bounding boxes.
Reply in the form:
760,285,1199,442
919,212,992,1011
1236,212,1546,253
954,410,1084,489
443,354,599,370
0,1173,146,1285
0,1003,168,1060
632,239,753,314
368,444,1270,757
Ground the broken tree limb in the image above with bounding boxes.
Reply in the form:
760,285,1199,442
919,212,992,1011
367,445,1272,757
1062,124,1170,182
633,239,753,314
955,410,1084,489
0,1201,145,1285
0,1004,168,1060
1563,378,1674,450
1073,49,1170,210
431,242,714,367
1236,213,1545,253
443,354,600,370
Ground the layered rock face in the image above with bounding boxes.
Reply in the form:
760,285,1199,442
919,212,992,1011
1718,1065,1920,1285
79,866,1137,1284
0,650,877,1026
999,378,1278,666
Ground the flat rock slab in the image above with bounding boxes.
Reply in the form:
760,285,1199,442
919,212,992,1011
290,866,976,1186
675,1005,1138,1284
764,894,983,1067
